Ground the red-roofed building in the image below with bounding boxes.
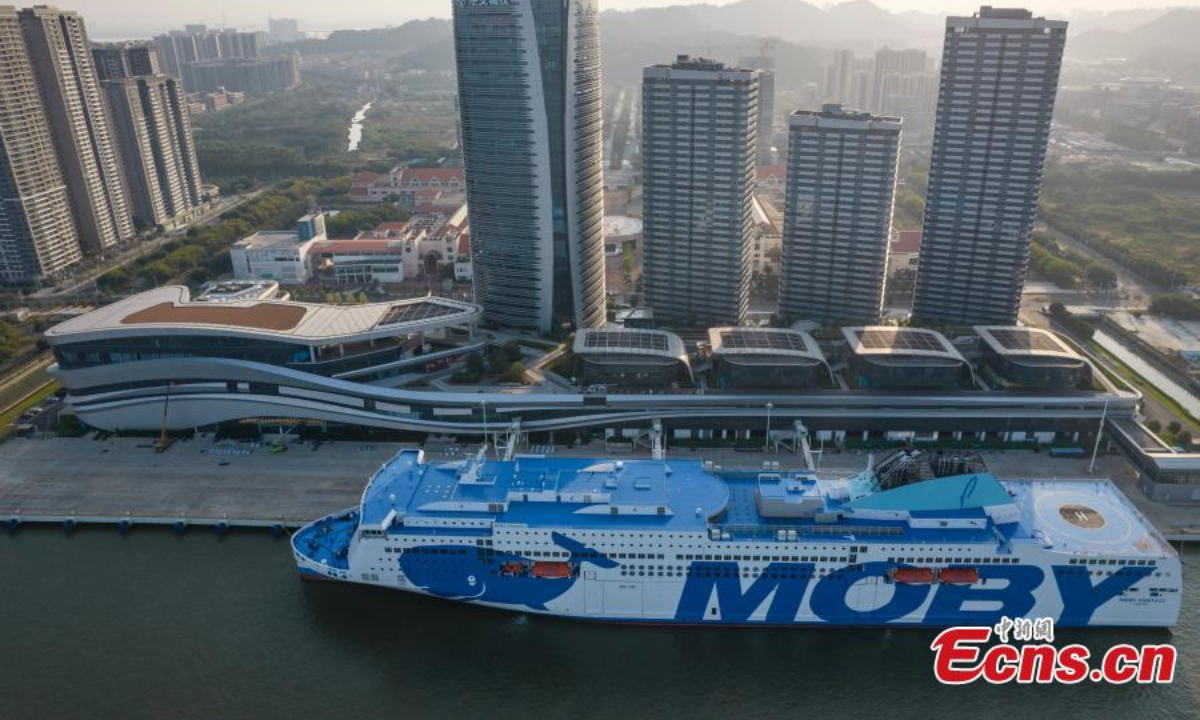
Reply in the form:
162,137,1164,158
357,165,467,207
756,165,786,191
398,167,465,189
888,229,922,276
366,221,410,238
891,230,922,255
350,171,382,203
309,238,407,283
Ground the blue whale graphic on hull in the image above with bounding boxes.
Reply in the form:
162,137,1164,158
398,533,617,611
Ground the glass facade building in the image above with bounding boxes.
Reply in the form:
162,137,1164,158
452,0,606,333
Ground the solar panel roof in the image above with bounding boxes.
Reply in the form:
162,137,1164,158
986,328,1066,353
582,330,669,352
856,328,948,353
376,301,461,327
719,329,812,354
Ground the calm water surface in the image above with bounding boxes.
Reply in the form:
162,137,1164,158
2,529,1196,719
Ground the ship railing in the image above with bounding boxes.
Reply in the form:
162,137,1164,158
715,523,904,540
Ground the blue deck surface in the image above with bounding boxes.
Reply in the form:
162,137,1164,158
297,452,1168,558
292,512,358,570
361,451,731,532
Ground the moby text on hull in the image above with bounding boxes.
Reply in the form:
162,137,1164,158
292,450,1181,627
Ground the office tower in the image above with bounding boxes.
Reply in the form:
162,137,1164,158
103,75,204,228
0,7,81,283
642,56,759,327
913,7,1067,326
780,104,901,325
738,55,776,163
21,6,134,253
824,49,853,103
452,0,606,332
92,43,160,81
870,48,927,113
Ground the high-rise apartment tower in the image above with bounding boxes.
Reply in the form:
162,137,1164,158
642,55,759,327
912,6,1067,325
21,6,134,253
780,104,901,325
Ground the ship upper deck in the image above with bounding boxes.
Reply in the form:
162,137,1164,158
360,451,731,533
1007,479,1175,559
354,451,1174,558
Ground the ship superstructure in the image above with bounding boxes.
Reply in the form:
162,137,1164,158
293,449,1180,627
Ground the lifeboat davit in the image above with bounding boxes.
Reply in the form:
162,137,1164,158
939,568,980,585
531,561,573,579
892,567,935,584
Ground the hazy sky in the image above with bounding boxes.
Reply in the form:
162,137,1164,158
75,0,1191,38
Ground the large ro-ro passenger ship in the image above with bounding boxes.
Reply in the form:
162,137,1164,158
293,449,1181,627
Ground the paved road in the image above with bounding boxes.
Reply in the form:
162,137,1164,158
1020,308,1185,432
1038,221,1162,308
32,193,257,301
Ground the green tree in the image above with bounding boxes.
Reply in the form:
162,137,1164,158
1084,263,1117,289
501,361,527,384
0,320,22,363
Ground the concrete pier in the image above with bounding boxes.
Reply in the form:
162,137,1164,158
1,434,1197,540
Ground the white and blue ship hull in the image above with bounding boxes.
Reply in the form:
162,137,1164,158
292,452,1182,628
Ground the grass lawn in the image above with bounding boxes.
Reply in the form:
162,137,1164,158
0,375,60,438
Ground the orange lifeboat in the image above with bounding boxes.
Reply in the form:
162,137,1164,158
500,562,526,576
893,567,935,584
531,561,573,579
939,568,980,585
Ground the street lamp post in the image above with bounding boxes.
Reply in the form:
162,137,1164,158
1089,397,1109,474
764,402,774,453
481,399,489,456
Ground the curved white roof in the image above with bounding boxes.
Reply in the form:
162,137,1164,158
573,327,688,364
45,286,482,346
842,326,965,362
708,327,825,361
974,326,1081,360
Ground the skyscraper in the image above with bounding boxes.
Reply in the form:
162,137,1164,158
780,104,901,325
913,7,1067,326
738,54,776,163
21,6,134,253
102,74,204,229
0,7,81,283
452,0,606,332
642,56,759,327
